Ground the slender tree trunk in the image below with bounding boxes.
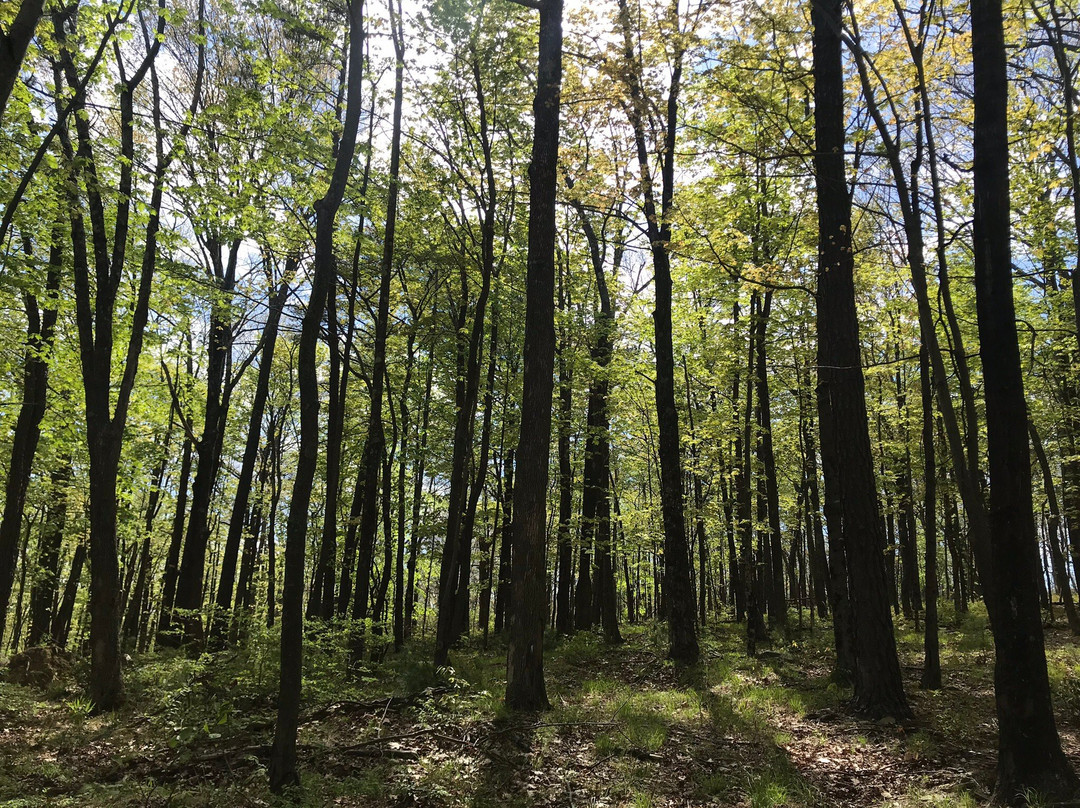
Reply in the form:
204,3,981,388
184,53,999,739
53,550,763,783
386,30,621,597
405,354,433,638
266,409,285,629
615,0,697,662
740,295,766,650
352,0,403,662
173,239,242,647
309,289,342,621
123,413,173,648
214,272,291,640
434,83,501,665
0,246,59,644
51,541,85,649
753,291,786,632
158,430,193,644
554,312,575,635
494,444,515,634
920,346,942,689
1030,422,1080,634
394,336,417,650
269,0,364,789
28,462,71,648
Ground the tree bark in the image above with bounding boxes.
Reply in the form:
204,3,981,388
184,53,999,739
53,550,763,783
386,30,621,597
505,0,562,711
27,462,70,648
812,0,908,718
172,239,242,647
1030,422,1080,634
0,241,59,645
920,346,942,690
615,0,697,664
0,0,45,123
213,270,291,640
353,0,402,661
269,0,364,789
971,0,1078,799
56,0,184,709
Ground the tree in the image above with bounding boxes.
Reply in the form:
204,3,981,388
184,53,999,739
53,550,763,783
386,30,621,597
269,0,365,789
0,0,45,123
505,0,562,712
970,0,1079,800
811,0,909,719
613,0,700,664
0,234,59,645
54,0,201,710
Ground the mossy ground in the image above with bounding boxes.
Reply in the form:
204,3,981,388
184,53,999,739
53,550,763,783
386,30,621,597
2,606,1078,807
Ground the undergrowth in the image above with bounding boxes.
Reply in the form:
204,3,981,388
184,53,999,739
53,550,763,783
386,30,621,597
1,609,1076,807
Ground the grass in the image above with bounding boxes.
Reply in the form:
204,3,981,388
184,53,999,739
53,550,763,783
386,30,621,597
2,609,1077,806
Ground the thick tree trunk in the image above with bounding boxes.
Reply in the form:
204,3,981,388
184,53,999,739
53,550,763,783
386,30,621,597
505,0,562,711
812,0,908,718
971,1,1078,800
0,0,45,123
58,7,182,704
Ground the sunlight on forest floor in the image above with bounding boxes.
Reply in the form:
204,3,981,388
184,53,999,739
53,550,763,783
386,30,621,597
2,608,1079,807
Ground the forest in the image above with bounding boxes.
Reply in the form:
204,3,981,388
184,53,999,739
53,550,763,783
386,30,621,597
1,0,1079,804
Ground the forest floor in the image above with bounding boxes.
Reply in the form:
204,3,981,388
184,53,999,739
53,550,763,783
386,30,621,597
3,607,1080,807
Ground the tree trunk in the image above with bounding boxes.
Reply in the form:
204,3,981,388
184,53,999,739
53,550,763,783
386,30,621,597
753,291,786,633
0,245,59,644
158,430,193,644
504,0,562,711
812,0,908,718
494,444,515,635
971,0,1079,798
214,271,291,640
173,239,242,647
0,0,45,123
269,0,364,789
405,355,434,638
615,0,697,663
123,412,173,648
28,462,71,648
1030,422,1080,634
554,318,575,635
51,540,85,649
920,346,942,689
433,29,503,663
352,0,402,663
